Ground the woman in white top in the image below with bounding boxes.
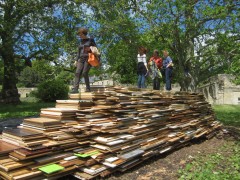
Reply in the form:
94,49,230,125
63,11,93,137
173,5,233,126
137,47,148,88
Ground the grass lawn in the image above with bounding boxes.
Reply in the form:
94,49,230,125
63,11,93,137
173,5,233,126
213,105,240,127
179,104,240,180
179,141,240,180
0,100,55,119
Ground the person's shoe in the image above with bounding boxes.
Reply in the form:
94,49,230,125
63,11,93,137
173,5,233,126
85,89,91,92
69,89,79,94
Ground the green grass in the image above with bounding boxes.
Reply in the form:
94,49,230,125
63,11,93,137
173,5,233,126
213,105,240,127
178,142,240,180
178,105,240,179
0,100,55,119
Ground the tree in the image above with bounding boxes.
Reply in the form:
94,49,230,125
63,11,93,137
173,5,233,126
87,0,239,89
18,60,54,87
0,59,3,86
1,0,239,100
215,33,240,84
0,0,84,103
132,0,239,91
87,0,142,84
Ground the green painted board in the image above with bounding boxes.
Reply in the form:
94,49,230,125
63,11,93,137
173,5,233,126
74,150,100,158
39,164,64,174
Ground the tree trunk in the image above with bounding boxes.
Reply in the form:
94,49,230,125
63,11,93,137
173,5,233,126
0,2,20,103
0,35,20,104
178,0,197,92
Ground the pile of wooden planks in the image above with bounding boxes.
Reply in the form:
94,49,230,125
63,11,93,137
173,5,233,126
0,86,221,179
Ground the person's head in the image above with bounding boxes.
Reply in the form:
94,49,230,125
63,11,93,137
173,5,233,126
138,46,147,55
77,28,88,39
163,50,169,58
153,50,159,57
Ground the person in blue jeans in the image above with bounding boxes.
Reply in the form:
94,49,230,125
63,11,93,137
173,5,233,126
137,47,148,88
162,50,173,91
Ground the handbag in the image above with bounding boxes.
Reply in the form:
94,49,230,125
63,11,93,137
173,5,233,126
88,53,100,67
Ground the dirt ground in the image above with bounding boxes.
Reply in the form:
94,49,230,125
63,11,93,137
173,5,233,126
106,131,237,180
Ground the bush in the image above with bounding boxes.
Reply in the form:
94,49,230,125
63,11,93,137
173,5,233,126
56,71,73,84
36,79,69,102
18,60,55,87
28,90,38,98
17,83,25,88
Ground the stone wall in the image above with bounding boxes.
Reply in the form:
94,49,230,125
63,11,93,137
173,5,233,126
18,88,36,98
197,74,240,105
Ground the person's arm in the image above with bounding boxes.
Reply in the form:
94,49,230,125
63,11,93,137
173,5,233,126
145,64,149,71
148,57,153,65
167,62,173,67
74,46,81,66
143,55,149,74
160,58,163,69
166,57,173,68
91,38,97,47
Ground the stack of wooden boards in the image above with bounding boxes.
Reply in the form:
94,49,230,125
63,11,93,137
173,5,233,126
0,86,222,180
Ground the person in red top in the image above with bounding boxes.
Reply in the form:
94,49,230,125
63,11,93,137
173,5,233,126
148,50,163,90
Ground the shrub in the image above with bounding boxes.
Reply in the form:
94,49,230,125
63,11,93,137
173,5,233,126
36,79,69,102
56,71,73,84
18,60,55,87
28,89,38,98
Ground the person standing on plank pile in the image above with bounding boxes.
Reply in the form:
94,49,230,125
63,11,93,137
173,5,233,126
137,46,148,89
162,50,173,91
149,50,163,90
71,28,97,93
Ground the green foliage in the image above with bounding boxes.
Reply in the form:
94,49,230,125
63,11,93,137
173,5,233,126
88,0,141,84
28,90,38,98
1,0,239,101
0,64,3,86
18,67,41,87
55,70,73,84
213,105,240,127
87,0,239,90
107,40,138,84
0,0,85,102
178,142,240,180
18,60,54,87
89,67,104,79
0,102,55,119
36,79,69,102
230,60,240,85
204,33,240,85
